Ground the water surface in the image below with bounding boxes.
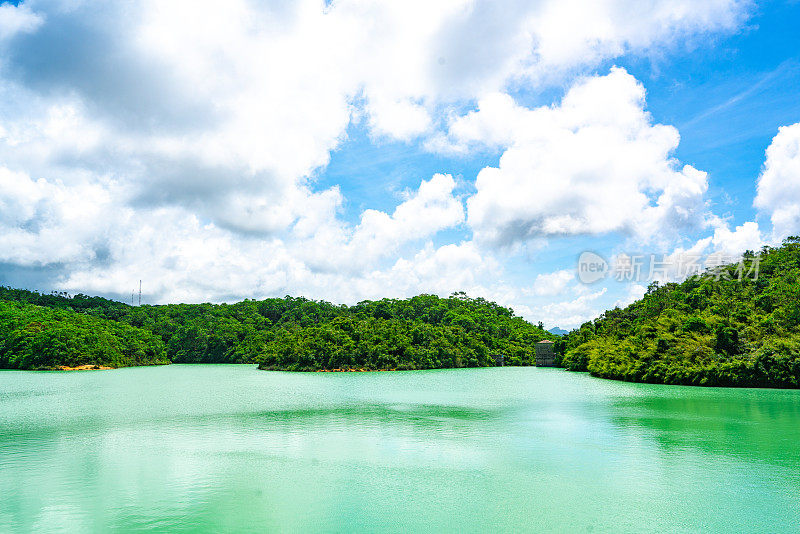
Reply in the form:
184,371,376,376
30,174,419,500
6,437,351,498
1,365,799,532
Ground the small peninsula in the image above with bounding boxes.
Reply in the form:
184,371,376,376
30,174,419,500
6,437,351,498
2,239,799,388
0,290,554,371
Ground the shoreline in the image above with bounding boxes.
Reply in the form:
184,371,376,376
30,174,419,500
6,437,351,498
4,364,797,388
58,365,114,371
315,368,397,372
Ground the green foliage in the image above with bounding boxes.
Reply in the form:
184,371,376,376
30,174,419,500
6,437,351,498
559,239,800,388
0,301,167,370
0,290,553,371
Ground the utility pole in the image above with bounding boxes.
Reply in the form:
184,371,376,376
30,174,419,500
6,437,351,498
138,280,142,306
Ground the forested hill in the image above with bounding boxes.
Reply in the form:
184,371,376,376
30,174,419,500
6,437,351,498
0,300,168,370
557,238,800,388
0,289,554,370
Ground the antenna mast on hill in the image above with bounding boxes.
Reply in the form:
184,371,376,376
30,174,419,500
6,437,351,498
138,280,142,306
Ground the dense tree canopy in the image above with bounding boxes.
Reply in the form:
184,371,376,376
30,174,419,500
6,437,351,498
0,301,167,370
557,238,800,388
0,289,554,371
5,236,799,386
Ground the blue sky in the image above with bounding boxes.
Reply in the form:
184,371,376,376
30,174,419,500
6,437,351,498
315,0,800,323
0,0,799,328
324,1,800,227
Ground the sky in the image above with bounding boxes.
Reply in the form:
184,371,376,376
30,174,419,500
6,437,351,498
0,0,799,329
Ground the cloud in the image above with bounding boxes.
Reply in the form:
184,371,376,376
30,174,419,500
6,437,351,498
455,68,711,246
601,219,763,287
0,3,42,41
614,283,647,309
349,174,464,254
528,269,575,297
710,221,763,255
366,98,432,142
0,0,754,310
754,122,800,241
0,166,118,266
371,241,497,300
0,164,470,303
523,0,750,80
295,173,465,272
537,288,608,329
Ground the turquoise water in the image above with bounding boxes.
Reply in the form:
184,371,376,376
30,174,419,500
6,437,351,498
1,365,799,533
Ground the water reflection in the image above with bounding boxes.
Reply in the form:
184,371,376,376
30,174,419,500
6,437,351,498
1,365,799,532
609,387,800,469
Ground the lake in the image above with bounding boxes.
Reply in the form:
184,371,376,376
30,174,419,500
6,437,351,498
1,365,799,532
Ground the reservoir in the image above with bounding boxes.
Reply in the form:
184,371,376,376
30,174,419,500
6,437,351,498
1,365,799,532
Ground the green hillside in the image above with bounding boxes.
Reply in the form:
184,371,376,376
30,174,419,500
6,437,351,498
0,300,168,370
0,289,554,371
558,238,800,388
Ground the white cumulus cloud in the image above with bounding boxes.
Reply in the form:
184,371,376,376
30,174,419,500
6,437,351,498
456,68,712,246
0,0,754,310
528,269,575,297
755,122,800,241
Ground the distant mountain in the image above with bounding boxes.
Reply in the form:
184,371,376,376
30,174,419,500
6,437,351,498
548,327,568,336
